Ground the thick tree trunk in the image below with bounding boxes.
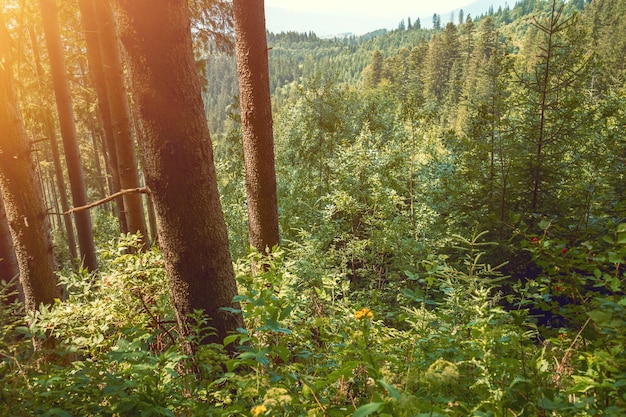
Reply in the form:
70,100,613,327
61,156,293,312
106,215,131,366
40,0,98,271
113,0,243,346
92,0,149,248
233,0,280,253
0,15,62,311
0,195,21,304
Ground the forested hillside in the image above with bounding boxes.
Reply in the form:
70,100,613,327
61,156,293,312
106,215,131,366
1,0,625,415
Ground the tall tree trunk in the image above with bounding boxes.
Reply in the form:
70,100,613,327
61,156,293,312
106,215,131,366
77,0,127,234
233,0,280,253
92,0,149,248
0,15,62,312
0,194,21,304
132,113,159,244
89,121,108,204
40,0,98,271
113,0,243,347
27,25,79,265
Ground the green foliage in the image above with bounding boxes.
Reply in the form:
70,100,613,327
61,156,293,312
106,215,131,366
3,2,626,416
3,231,625,416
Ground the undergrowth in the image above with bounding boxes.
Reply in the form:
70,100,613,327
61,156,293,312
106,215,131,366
0,230,624,416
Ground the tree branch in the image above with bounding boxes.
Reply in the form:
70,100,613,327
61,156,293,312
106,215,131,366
65,187,149,215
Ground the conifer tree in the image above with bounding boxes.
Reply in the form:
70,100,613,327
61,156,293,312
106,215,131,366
233,0,280,253
515,0,590,213
0,194,20,304
40,0,97,270
0,12,62,312
113,0,243,348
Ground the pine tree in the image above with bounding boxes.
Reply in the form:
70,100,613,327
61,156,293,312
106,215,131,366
113,0,243,349
514,0,591,215
233,0,280,253
40,0,98,271
0,12,62,313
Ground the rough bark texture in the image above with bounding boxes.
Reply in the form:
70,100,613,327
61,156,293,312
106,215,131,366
0,16,62,311
112,0,243,345
40,0,98,271
233,0,280,253
0,194,21,304
92,0,149,247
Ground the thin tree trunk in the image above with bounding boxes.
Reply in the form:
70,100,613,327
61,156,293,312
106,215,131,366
233,0,280,253
132,112,159,243
40,0,97,271
113,0,243,348
27,25,79,265
99,130,125,223
77,0,127,234
89,121,108,204
92,0,149,248
0,14,62,312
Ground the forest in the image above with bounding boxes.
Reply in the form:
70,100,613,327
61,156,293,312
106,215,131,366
0,0,625,415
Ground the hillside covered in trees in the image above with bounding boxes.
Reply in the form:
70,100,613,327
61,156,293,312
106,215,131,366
1,0,625,415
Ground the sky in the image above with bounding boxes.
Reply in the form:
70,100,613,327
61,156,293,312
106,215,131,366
264,0,497,36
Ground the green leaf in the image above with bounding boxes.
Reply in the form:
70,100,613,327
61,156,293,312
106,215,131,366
352,402,383,417
603,235,615,245
613,378,626,388
223,334,240,346
376,379,400,400
608,252,624,264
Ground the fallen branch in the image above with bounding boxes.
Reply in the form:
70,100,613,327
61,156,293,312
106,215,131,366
65,187,149,215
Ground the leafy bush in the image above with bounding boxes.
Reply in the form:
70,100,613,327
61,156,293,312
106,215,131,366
1,231,625,416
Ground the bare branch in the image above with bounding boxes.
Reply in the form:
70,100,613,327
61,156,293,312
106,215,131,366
65,187,149,215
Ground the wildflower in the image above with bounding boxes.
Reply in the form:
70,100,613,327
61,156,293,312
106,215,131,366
354,307,374,320
532,237,539,244
250,404,267,417
561,248,568,254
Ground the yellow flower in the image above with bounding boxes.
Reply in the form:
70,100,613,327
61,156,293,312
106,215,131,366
251,404,267,417
354,307,374,320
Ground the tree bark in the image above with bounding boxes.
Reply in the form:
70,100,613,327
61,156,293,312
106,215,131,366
0,14,62,312
233,0,280,253
27,25,79,265
0,194,21,304
77,0,127,234
40,0,98,271
91,0,149,248
112,0,243,347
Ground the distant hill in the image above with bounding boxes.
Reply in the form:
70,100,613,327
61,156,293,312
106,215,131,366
266,1,512,36
414,0,511,27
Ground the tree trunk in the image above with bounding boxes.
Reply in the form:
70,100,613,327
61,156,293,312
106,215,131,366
113,0,243,347
233,0,280,253
27,25,79,265
92,0,149,248
0,15,62,312
40,0,98,271
89,121,108,204
77,0,127,234
0,194,21,304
